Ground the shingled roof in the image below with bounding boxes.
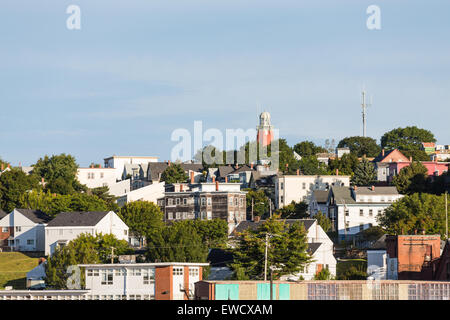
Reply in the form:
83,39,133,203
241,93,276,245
0,209,7,219
330,186,356,204
148,162,204,182
15,209,51,224
355,186,399,196
46,211,110,227
307,243,322,255
312,190,329,203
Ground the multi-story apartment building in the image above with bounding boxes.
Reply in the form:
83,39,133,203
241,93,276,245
157,181,247,234
274,173,350,209
327,186,403,240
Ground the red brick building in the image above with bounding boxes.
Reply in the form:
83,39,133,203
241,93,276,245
386,235,441,280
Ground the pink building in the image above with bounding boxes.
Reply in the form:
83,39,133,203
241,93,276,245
387,160,449,182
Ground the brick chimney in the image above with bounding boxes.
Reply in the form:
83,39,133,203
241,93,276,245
371,185,375,191
190,171,194,184
382,149,385,157
225,176,228,183
180,184,183,192
296,169,299,175
254,215,261,223
336,168,339,176
168,160,171,166
250,163,254,169
212,176,216,183
1,164,3,171
215,181,219,191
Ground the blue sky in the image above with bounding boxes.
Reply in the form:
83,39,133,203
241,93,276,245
1,0,449,166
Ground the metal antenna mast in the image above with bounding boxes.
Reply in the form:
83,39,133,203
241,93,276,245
361,89,372,137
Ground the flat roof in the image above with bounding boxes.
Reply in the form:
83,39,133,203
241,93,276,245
104,156,159,160
78,262,210,268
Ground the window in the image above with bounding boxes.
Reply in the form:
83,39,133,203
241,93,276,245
360,209,364,216
229,197,233,205
302,183,306,190
280,182,284,190
207,197,212,205
101,269,114,285
235,198,238,206
345,222,350,231
173,267,183,276
345,209,349,216
115,269,125,276
378,209,382,215
176,198,180,205
369,209,373,216
201,198,206,206
15,226,21,232
201,212,207,219
207,212,212,220
189,268,199,277
143,269,155,284
1,227,8,233
183,198,187,205
168,212,173,220
100,173,104,179
27,239,34,245
124,230,128,236
240,198,244,207
176,212,181,219
280,196,284,204
130,268,141,276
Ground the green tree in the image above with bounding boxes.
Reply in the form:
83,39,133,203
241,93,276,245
380,126,436,152
146,221,209,263
337,136,381,157
315,211,332,232
89,186,118,211
277,139,300,174
0,168,40,212
351,158,377,186
118,201,165,247
392,161,429,194
230,216,312,280
45,233,131,289
328,153,359,176
160,163,188,184
190,219,229,248
298,155,328,175
276,201,308,219
377,193,449,238
314,266,333,280
32,154,87,195
19,190,109,217
246,189,270,217
293,141,327,157
0,157,9,169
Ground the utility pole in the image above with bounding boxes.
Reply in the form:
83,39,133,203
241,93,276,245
111,246,115,264
251,198,254,221
270,266,273,300
361,89,372,138
269,199,272,218
445,191,448,239
264,233,269,281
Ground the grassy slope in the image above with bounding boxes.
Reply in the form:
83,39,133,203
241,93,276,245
0,252,40,289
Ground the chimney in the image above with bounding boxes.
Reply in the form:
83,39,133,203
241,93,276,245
215,181,219,191
180,184,183,192
225,177,228,183
235,164,239,170
38,257,46,265
336,168,339,176
409,156,413,162
254,215,261,223
371,185,375,191
190,171,194,184
7,164,10,168
250,163,254,169
1,164,3,171
212,176,216,183
382,149,385,157
168,160,171,166
296,169,299,175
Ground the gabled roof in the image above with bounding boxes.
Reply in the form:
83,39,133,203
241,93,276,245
232,219,316,235
217,165,235,178
15,209,51,224
147,162,204,181
307,243,322,255
373,149,408,163
312,190,329,203
330,186,356,204
46,211,111,227
0,209,7,219
228,165,254,175
355,186,399,196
